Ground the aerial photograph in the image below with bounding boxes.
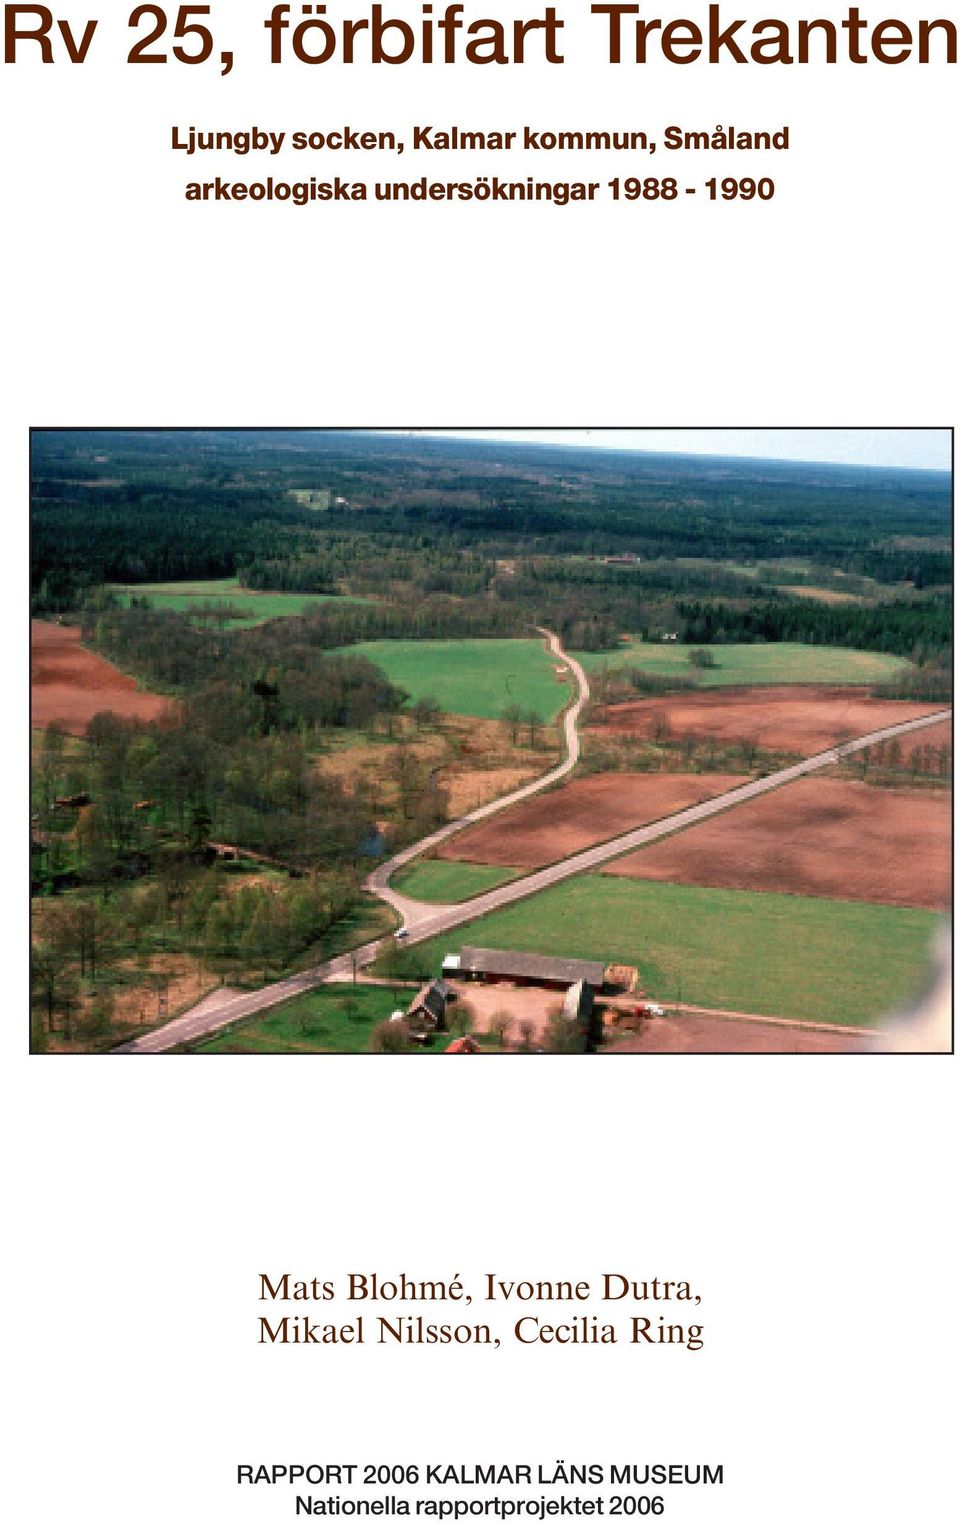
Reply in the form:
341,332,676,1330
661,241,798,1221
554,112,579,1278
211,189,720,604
29,428,952,1055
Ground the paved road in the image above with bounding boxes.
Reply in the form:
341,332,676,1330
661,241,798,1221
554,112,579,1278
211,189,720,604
117,700,950,1053
365,627,590,926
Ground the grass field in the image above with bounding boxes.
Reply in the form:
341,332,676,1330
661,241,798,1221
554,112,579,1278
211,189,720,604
110,578,366,626
191,983,411,1053
388,877,939,1026
332,638,569,719
392,859,519,903
576,640,911,688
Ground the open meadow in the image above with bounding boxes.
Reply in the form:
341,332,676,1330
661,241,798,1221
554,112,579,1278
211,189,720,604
391,859,520,903
331,638,571,719
576,640,912,687
191,984,408,1054
109,578,366,625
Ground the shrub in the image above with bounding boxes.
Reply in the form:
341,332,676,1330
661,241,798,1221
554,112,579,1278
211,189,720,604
369,1018,412,1053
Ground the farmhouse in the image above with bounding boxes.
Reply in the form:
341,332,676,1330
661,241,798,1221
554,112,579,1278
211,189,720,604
406,978,454,1031
443,947,606,992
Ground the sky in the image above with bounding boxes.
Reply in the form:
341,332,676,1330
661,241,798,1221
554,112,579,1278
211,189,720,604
395,428,951,472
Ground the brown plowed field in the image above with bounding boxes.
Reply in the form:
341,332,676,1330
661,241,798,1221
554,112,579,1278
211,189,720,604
605,1014,869,1053
605,778,950,910
31,621,175,734
437,773,748,868
591,686,943,755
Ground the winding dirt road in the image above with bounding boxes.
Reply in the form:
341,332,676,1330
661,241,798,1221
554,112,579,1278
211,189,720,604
366,628,590,926
115,630,951,1053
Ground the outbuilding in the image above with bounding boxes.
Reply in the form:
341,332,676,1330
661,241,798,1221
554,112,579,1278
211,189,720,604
443,947,606,993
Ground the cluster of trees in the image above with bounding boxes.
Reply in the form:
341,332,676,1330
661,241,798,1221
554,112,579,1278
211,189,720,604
31,867,365,1046
33,700,378,896
847,736,952,781
510,555,777,599
872,661,953,702
675,593,952,660
587,666,698,705
86,603,406,729
244,536,494,599
500,704,548,747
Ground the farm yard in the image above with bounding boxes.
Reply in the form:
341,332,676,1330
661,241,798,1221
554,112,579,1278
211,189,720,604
389,877,941,1027
436,773,749,868
604,778,952,911
109,577,366,625
331,638,571,720
31,621,176,734
589,686,945,756
576,640,912,687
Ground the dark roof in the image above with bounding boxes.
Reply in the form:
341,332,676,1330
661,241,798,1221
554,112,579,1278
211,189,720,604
458,946,605,988
409,979,452,1019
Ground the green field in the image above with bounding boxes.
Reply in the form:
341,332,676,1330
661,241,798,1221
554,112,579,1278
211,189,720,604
332,638,569,719
388,877,939,1027
392,859,519,903
576,640,911,688
110,578,365,626
191,983,412,1053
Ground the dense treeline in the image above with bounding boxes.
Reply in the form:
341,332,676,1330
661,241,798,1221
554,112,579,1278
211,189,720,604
88,604,407,727
244,538,495,598
675,593,952,660
511,556,781,599
498,559,777,651
32,431,952,615
872,662,953,701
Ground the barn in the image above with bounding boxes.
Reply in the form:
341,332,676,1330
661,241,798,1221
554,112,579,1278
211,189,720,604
442,947,606,992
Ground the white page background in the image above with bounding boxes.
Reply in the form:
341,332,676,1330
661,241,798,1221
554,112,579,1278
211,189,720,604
2,7,955,1520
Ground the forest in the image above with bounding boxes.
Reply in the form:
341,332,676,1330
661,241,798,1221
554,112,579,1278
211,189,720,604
32,429,952,607
31,429,953,664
